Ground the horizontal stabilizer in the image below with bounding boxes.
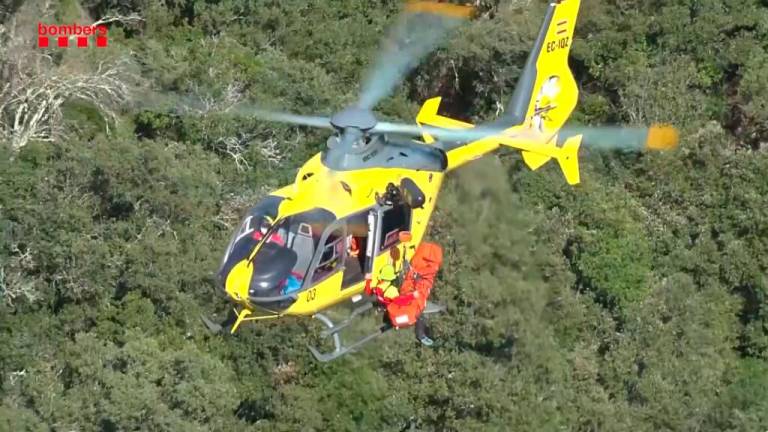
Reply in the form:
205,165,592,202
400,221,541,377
521,150,552,170
416,96,474,143
415,96,583,185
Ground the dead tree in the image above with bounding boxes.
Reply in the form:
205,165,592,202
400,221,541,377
0,7,141,152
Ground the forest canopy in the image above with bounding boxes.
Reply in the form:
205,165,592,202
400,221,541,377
2,0,768,431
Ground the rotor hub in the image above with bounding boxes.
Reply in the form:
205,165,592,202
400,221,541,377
330,107,378,131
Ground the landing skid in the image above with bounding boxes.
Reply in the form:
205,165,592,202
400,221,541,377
201,315,224,333
201,307,279,335
309,308,393,362
307,299,444,362
200,309,238,334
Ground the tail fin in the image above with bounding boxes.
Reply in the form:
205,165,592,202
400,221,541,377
496,0,583,184
415,0,584,184
503,0,580,133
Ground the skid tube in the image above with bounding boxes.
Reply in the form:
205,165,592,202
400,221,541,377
308,296,395,362
307,299,445,362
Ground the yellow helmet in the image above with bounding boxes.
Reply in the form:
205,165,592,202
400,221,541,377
379,264,397,281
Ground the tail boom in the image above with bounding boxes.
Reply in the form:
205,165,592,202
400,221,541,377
416,96,583,184
415,0,583,183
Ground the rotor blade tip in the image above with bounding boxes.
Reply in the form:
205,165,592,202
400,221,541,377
405,1,475,18
645,124,679,150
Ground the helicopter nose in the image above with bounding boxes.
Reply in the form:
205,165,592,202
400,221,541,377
224,259,253,302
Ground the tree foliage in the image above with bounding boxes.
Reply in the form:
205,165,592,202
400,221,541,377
2,0,768,430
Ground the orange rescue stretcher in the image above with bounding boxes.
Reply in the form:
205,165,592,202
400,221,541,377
386,242,443,328
308,242,445,362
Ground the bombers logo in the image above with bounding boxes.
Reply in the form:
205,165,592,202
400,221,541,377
37,23,108,48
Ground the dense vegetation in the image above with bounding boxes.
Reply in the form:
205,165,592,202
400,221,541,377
2,0,768,430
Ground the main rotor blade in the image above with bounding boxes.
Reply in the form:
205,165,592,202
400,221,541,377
357,2,473,110
132,90,334,129
242,108,333,130
374,121,679,152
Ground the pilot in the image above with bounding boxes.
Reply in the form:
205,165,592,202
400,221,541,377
347,236,360,258
252,215,285,246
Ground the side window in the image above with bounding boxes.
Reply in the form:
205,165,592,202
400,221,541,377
288,222,315,277
311,227,345,285
379,204,410,252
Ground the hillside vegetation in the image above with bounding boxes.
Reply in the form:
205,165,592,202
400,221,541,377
2,0,768,430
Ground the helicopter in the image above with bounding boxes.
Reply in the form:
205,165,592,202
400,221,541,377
203,0,679,362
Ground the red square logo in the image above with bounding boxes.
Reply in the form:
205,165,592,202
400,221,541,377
77,36,88,47
38,36,49,47
96,36,107,47
57,36,68,47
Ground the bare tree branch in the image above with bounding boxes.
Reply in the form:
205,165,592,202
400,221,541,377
0,7,142,152
91,13,144,28
0,244,40,306
181,80,245,116
210,129,287,172
0,57,136,150
216,135,252,172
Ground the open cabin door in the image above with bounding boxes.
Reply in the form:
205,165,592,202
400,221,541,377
365,203,399,276
365,202,412,276
341,200,412,287
364,207,380,278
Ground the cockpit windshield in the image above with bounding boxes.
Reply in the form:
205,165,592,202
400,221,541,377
218,196,283,276
219,204,337,300
257,208,336,292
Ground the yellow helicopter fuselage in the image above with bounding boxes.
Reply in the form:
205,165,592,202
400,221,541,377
222,151,445,325
207,1,676,362
215,0,591,332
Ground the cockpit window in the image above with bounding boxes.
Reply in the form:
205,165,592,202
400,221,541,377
223,207,337,298
311,226,345,285
265,218,313,278
218,196,284,278
219,202,345,299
